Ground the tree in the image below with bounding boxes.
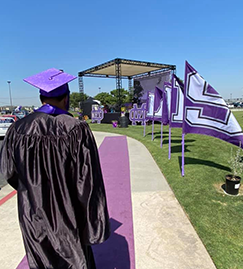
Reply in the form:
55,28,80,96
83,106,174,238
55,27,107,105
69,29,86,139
93,92,114,105
69,92,89,108
94,89,131,111
110,88,131,105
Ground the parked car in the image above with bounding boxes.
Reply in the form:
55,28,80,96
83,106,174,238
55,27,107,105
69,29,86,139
0,117,15,137
1,114,17,122
12,110,29,120
0,110,8,115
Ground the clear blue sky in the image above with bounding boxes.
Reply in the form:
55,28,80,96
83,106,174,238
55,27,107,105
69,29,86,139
0,0,242,106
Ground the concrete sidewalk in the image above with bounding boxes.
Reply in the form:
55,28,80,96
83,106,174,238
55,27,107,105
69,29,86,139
0,132,217,269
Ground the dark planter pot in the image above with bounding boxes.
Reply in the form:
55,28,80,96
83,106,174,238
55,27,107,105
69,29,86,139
119,116,128,128
225,175,241,195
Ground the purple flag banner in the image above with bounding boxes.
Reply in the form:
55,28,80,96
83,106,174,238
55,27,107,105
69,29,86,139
153,87,163,121
154,86,165,147
170,74,184,128
163,82,171,125
168,76,184,160
153,85,170,125
183,61,243,148
145,91,155,140
153,86,171,147
145,91,155,120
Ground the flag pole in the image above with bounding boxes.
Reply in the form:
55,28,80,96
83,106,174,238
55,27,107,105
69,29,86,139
143,121,146,137
181,133,185,176
181,61,187,177
168,127,171,159
169,74,173,160
160,122,163,148
152,120,154,140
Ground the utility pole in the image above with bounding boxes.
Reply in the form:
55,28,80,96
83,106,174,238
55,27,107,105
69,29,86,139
7,81,13,108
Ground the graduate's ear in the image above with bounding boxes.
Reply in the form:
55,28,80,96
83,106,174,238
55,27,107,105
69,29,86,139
64,95,68,105
63,95,69,110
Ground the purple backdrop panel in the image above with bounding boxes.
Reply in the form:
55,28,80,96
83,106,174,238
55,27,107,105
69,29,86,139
92,136,135,269
134,71,171,102
183,61,243,147
170,74,184,128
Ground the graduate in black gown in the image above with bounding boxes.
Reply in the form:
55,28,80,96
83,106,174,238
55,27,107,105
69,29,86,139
0,68,110,269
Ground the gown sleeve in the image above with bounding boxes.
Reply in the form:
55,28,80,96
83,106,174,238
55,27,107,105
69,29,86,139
73,122,110,245
0,124,18,190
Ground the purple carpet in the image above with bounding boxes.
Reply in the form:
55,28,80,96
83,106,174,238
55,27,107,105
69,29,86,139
92,136,135,269
16,135,135,269
16,256,28,269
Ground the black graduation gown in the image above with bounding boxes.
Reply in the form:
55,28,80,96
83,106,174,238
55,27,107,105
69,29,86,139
0,112,110,269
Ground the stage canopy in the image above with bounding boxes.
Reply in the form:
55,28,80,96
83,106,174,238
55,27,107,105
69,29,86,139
78,58,176,106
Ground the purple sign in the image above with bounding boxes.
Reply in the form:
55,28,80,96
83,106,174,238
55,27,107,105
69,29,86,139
91,106,104,124
129,103,147,125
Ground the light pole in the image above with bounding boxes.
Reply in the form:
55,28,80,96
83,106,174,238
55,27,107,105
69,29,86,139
99,87,101,93
7,81,13,107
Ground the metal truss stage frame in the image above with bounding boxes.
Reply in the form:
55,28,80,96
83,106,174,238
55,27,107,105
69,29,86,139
78,58,176,107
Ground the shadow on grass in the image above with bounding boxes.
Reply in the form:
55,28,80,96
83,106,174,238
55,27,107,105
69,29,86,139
178,156,231,172
155,138,195,144
147,131,169,136
171,145,191,154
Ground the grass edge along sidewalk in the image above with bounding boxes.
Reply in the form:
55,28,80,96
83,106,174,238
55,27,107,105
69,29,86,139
89,111,243,269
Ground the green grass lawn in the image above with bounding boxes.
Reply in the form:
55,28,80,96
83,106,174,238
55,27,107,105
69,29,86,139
89,111,243,269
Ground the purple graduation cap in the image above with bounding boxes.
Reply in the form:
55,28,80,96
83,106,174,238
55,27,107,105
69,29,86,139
23,68,77,97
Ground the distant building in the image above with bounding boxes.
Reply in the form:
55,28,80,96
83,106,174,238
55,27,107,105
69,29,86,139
0,106,15,112
225,97,243,103
0,106,34,113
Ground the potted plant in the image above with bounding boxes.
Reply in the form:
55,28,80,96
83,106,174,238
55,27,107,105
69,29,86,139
112,120,118,128
119,107,129,128
226,146,243,195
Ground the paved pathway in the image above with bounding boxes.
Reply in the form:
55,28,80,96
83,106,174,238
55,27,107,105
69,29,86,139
0,132,217,269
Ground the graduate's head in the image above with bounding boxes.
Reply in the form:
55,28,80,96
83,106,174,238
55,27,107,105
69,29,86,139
39,90,69,110
23,68,77,111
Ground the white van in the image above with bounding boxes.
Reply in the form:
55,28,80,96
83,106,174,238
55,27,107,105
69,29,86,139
0,117,15,137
